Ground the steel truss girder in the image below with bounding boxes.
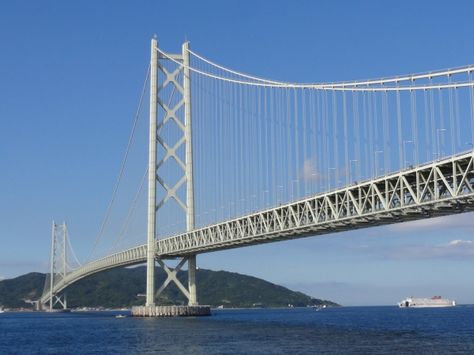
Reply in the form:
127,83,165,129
40,244,148,305
157,151,474,256
41,151,474,304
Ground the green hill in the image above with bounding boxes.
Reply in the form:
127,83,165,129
0,267,339,309
0,272,45,308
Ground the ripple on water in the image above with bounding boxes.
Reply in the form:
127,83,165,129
1,307,473,354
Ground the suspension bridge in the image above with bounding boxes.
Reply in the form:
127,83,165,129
40,38,474,315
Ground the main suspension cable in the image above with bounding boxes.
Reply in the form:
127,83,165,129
162,47,474,91
88,64,150,261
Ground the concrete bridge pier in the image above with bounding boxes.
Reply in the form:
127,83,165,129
188,254,197,306
132,305,210,317
133,254,210,317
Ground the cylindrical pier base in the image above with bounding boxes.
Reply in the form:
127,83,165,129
132,305,211,317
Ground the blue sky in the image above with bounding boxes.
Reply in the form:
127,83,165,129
2,0,474,306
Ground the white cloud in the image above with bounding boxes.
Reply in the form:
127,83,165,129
300,159,347,181
448,239,473,246
388,212,474,232
347,237,474,260
301,159,322,181
383,239,474,260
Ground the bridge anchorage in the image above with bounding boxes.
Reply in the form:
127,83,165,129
39,36,474,317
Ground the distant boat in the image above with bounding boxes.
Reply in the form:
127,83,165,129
115,314,127,318
312,305,327,311
0,307,4,314
398,296,456,308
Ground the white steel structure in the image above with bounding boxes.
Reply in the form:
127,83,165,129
145,39,197,307
43,222,70,310
40,38,474,308
145,37,158,307
40,150,474,306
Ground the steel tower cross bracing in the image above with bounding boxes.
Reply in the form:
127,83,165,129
146,38,197,307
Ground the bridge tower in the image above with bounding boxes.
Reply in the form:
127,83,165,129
42,221,69,311
145,37,198,309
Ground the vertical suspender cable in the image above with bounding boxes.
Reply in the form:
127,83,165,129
423,89,430,163
429,78,436,161
324,91,330,187
369,91,374,177
469,71,474,148
396,90,403,169
410,88,418,166
438,88,445,158
332,91,339,188
353,91,360,180
383,91,391,174
343,91,349,184
293,88,299,199
302,89,308,195
448,75,455,155
454,86,461,152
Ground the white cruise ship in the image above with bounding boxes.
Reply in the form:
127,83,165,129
398,296,456,308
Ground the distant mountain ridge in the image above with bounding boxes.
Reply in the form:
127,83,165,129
0,267,339,309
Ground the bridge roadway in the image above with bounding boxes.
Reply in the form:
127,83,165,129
40,151,474,305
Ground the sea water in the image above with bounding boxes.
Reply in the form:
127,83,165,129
1,306,473,354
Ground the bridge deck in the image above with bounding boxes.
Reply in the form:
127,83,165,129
41,151,474,305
